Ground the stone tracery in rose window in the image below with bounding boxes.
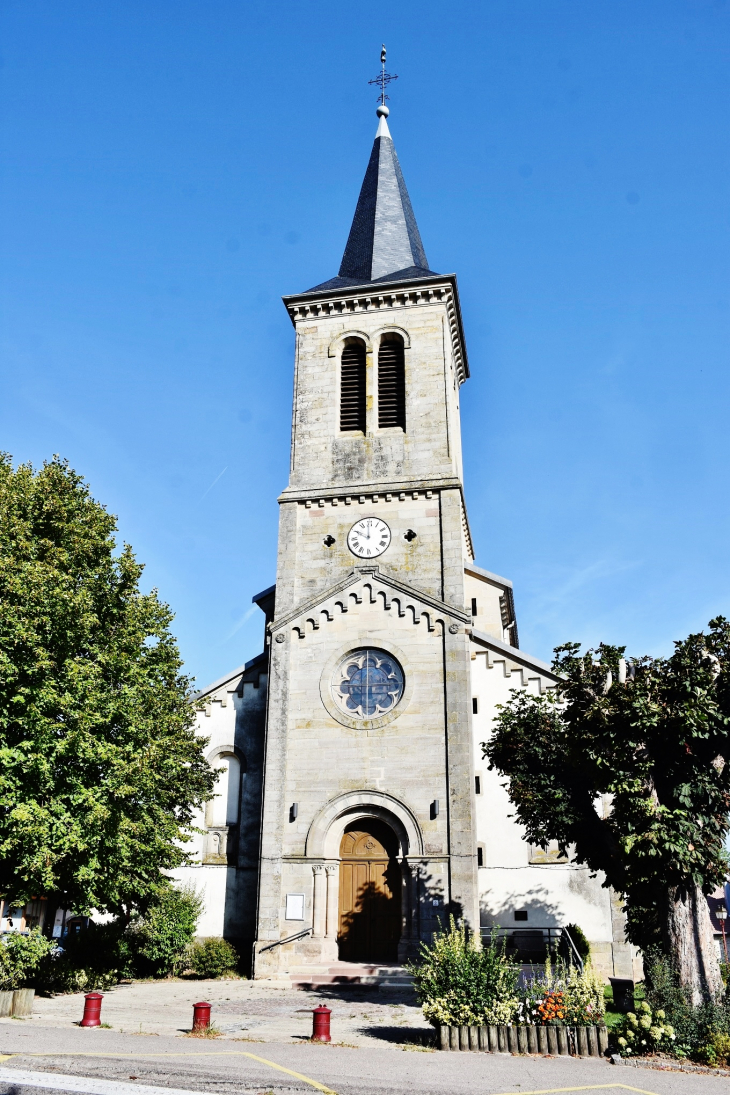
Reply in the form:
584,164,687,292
331,648,405,720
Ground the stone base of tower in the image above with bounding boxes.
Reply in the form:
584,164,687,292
253,935,339,980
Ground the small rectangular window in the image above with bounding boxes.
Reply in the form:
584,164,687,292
475,775,481,795
514,909,528,922
471,598,477,617
472,697,478,714
477,846,484,867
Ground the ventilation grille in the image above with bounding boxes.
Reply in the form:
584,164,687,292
340,344,366,432
378,340,406,429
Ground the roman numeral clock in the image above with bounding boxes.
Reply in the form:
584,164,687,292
347,518,391,559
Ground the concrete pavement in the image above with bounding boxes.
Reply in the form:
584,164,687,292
3,979,430,1049
1,1024,728,1095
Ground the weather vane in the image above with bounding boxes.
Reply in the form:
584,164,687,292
368,44,398,110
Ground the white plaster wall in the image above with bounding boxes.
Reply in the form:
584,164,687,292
470,644,614,946
171,865,233,937
168,696,241,938
186,692,241,860
170,659,268,947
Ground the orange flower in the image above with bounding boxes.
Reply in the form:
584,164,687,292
537,990,566,1024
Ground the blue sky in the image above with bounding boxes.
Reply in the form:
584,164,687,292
1,0,729,687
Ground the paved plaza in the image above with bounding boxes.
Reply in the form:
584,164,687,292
0,979,431,1049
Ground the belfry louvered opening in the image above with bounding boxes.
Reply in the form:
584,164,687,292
340,341,366,432
378,337,406,430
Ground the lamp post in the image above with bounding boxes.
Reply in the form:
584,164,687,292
717,905,728,963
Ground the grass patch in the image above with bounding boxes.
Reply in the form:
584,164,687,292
184,1024,223,1039
603,982,645,1031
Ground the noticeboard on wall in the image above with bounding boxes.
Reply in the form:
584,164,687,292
285,893,305,921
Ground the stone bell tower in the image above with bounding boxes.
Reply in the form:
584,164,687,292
253,102,479,977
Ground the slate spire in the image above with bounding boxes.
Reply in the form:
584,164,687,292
306,105,437,293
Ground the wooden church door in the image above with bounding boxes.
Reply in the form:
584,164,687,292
338,820,401,962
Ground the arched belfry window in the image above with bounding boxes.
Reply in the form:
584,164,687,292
340,340,366,433
378,336,406,429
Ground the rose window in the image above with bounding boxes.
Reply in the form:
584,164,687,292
331,649,405,719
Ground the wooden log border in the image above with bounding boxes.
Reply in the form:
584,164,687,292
437,1023,609,1054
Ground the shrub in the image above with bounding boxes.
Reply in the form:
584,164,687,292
563,963,605,1025
561,924,590,965
615,1000,675,1056
0,930,54,990
644,947,688,1015
40,919,135,992
643,946,730,1059
697,1031,730,1067
32,884,202,992
409,918,519,1027
39,953,120,994
188,938,239,979
131,883,202,978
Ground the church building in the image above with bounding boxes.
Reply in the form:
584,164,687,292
176,102,639,983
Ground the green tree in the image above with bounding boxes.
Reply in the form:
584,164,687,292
483,619,730,1006
0,455,216,914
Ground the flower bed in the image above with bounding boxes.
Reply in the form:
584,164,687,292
409,918,606,1035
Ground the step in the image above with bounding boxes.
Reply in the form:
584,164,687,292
286,962,408,975
287,962,414,989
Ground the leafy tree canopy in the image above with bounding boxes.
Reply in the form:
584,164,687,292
483,619,730,1001
0,455,216,914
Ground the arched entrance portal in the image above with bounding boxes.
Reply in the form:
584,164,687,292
338,819,401,962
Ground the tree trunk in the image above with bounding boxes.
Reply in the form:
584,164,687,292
664,883,723,1005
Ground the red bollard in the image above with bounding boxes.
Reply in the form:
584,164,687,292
80,992,104,1027
311,1005,331,1042
192,1001,211,1032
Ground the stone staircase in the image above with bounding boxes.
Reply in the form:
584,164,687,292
275,961,414,990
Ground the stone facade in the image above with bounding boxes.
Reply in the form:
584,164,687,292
173,112,640,982
252,277,479,976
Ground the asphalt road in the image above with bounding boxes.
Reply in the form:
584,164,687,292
0,1026,727,1095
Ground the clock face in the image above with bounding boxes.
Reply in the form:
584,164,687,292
347,518,391,559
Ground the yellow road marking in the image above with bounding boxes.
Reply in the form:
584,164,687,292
0,1050,337,1095
239,1051,338,1094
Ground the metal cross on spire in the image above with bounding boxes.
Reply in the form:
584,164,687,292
368,44,398,109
